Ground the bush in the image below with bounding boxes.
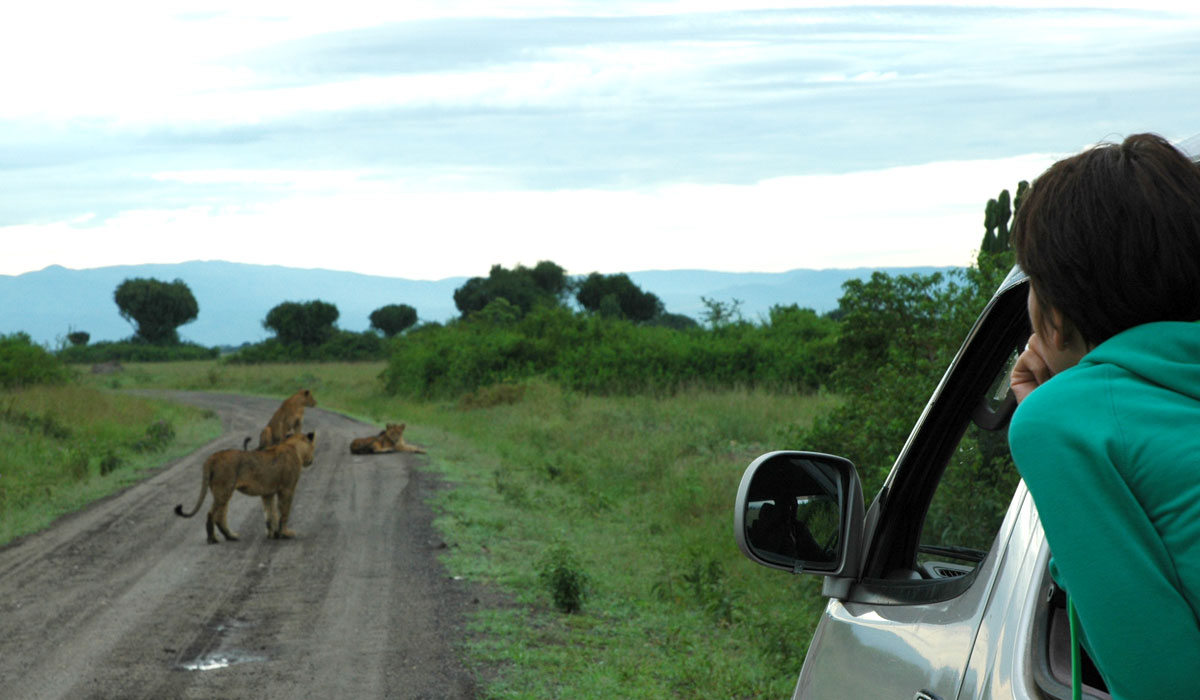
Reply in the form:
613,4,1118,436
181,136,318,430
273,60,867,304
382,306,839,399
227,330,386,364
57,340,217,364
0,333,72,389
99,450,123,476
0,406,72,439
538,543,589,614
132,420,175,453
782,263,1011,495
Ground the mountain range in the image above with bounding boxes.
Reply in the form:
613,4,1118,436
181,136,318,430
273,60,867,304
0,261,949,348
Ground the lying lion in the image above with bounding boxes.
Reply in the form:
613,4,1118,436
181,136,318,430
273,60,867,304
259,389,317,449
175,431,317,543
349,422,426,455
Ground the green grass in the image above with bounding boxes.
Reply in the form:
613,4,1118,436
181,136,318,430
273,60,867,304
0,383,221,545
72,360,836,698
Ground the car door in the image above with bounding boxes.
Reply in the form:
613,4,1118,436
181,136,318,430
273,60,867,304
737,267,1034,699
803,268,1031,699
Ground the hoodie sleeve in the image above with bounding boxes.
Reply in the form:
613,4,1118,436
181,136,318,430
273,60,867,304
1009,369,1200,699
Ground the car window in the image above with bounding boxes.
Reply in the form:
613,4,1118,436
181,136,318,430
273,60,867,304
917,348,1022,577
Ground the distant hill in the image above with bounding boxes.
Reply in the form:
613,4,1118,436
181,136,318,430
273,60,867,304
0,261,950,348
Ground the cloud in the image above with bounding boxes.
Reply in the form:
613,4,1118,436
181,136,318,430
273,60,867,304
3,2,1199,280
3,153,1055,279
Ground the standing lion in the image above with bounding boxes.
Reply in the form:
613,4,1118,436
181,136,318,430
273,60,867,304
258,389,316,449
175,431,317,543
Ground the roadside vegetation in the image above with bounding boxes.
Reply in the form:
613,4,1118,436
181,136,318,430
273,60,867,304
0,335,221,545
7,185,1027,697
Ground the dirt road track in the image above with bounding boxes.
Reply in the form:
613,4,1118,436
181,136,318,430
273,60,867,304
0,392,481,699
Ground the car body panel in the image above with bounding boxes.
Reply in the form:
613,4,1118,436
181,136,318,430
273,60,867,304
795,479,1029,700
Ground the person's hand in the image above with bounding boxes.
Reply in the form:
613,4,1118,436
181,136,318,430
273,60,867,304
1011,333,1054,403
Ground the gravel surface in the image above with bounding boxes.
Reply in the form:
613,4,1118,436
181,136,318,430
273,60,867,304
0,392,481,699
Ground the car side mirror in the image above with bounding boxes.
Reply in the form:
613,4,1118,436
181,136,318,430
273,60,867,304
734,451,864,579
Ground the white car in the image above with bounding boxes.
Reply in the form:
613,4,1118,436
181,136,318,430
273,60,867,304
734,266,1111,700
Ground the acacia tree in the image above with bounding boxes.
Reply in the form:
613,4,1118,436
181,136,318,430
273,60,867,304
575,272,663,322
263,300,339,346
453,261,570,318
113,277,199,345
369,304,418,337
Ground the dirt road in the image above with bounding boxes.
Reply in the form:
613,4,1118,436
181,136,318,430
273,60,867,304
0,392,480,699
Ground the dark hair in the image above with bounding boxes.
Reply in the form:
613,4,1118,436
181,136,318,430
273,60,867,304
1012,133,1200,346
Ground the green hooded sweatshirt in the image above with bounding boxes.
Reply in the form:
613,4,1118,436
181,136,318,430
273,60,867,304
1009,321,1200,699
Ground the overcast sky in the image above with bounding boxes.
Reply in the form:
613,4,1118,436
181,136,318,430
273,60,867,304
3,1,1198,280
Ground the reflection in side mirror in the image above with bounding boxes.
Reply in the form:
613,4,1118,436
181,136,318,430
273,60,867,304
746,492,839,566
734,451,864,579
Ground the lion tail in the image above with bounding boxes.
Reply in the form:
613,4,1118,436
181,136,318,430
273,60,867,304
174,453,213,518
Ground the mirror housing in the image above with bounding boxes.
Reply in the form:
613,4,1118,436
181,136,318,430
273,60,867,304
734,451,865,581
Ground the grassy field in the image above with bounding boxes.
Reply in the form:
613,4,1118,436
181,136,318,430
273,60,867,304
68,360,836,698
0,382,222,545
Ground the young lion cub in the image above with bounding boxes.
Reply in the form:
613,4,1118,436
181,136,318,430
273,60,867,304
258,389,317,449
349,422,426,455
175,431,317,543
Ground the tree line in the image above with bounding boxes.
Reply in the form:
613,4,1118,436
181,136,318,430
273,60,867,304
42,177,1028,425
53,263,695,364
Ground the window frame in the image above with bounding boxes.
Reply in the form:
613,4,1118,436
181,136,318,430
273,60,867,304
845,271,1032,605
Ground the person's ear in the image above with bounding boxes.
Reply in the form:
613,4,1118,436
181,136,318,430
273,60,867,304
1044,307,1078,350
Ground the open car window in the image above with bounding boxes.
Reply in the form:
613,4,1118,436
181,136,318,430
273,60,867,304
851,270,1033,599
917,347,1023,578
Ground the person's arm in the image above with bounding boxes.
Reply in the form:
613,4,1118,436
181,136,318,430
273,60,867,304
1010,386,1200,698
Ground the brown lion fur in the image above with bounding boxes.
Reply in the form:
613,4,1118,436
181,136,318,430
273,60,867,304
175,431,317,543
258,389,317,449
349,422,426,455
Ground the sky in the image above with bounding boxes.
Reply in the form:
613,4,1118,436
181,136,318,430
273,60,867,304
3,1,1199,281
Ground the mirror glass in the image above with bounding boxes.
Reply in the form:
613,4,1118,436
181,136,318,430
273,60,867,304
743,455,842,568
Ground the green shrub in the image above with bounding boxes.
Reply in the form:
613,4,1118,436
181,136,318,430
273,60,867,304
784,263,1013,496
132,420,175,453
57,340,217,364
99,450,123,476
226,331,385,364
537,543,589,614
0,406,72,439
382,305,838,399
0,333,72,389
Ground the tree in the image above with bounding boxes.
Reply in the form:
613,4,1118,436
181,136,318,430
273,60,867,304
699,296,744,330
113,277,199,345
263,300,340,346
575,272,663,322
980,181,1028,258
369,304,418,338
66,330,90,347
529,260,571,303
453,261,569,318
649,312,700,330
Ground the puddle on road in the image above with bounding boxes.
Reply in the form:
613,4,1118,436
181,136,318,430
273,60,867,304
176,616,265,671
179,651,265,672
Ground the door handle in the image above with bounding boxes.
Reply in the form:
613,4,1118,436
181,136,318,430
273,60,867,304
914,692,943,700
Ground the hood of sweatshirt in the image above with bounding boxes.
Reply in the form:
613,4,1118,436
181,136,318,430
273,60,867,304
1079,321,1200,401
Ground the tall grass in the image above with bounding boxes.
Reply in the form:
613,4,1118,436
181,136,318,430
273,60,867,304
0,384,221,545
82,360,837,698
